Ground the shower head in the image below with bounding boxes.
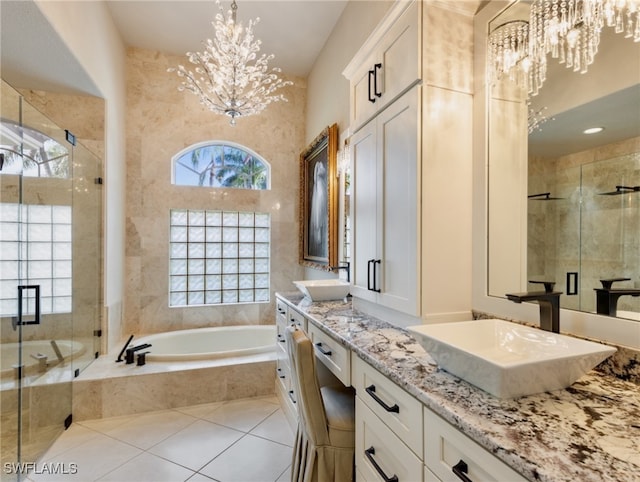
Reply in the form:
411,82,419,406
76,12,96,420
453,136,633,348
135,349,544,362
528,192,565,200
598,185,640,195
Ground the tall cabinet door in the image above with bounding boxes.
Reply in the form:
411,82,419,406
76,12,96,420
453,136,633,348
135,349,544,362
350,121,378,302
377,88,420,315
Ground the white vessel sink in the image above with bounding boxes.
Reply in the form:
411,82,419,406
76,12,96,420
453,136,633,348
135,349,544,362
293,279,350,301
407,319,616,399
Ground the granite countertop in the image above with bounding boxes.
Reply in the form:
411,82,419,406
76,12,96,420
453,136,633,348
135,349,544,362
276,292,640,482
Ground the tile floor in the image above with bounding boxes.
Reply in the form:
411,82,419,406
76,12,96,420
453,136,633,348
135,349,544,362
26,396,294,482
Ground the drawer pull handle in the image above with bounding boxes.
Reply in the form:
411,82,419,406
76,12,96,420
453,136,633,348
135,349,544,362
277,368,285,379
364,447,398,482
365,384,400,413
452,460,472,482
288,390,296,404
277,335,286,343
315,342,332,356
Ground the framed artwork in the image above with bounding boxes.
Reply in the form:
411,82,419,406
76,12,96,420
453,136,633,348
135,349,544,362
299,123,339,271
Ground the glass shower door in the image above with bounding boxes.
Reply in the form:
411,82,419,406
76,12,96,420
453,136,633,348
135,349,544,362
0,80,74,474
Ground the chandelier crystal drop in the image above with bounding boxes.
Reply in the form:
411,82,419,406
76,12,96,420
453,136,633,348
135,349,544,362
488,20,531,89
168,0,293,126
529,0,640,96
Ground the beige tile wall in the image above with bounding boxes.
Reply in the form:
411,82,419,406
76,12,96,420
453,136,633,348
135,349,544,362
124,47,306,336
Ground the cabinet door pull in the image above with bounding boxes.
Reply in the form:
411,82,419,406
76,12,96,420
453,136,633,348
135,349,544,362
277,368,285,379
365,384,400,413
368,69,376,103
367,259,374,290
373,63,383,98
452,460,473,482
288,390,297,404
373,259,382,293
364,446,398,482
277,334,286,343
315,342,332,357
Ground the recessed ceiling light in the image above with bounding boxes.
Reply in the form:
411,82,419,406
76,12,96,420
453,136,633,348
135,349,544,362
583,127,604,135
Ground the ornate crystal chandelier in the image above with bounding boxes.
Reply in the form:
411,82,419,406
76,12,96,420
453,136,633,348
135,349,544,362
529,0,640,96
169,0,293,126
488,20,531,89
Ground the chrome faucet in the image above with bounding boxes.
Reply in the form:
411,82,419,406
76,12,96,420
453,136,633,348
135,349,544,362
594,278,640,317
506,281,562,333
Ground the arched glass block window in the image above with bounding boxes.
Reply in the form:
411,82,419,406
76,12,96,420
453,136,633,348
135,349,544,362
173,141,270,190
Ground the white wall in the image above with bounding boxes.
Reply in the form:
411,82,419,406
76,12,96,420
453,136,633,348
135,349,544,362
35,1,128,352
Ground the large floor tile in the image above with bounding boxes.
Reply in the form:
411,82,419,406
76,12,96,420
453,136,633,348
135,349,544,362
98,409,197,450
32,433,141,481
199,434,292,482
201,399,279,432
98,451,195,481
36,423,101,461
149,419,244,471
250,409,295,447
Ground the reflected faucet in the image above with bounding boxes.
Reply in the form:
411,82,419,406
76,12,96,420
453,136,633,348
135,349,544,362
506,281,562,333
330,261,350,283
594,278,640,317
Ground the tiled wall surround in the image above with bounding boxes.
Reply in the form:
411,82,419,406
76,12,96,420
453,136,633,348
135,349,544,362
124,47,306,335
72,354,276,421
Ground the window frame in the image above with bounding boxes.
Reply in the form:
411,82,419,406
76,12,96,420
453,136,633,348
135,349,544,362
172,141,271,190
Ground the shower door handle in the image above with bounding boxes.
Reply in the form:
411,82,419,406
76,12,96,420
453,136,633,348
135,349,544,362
13,285,41,330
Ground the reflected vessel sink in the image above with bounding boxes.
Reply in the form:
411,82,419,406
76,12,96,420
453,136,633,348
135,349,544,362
407,319,616,399
293,279,350,301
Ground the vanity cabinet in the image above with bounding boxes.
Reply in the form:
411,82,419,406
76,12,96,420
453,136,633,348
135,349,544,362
353,354,424,481
307,322,351,387
424,409,528,482
275,298,308,423
344,0,421,131
349,86,421,316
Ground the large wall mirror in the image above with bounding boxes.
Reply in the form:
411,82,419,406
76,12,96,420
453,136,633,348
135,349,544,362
486,0,640,323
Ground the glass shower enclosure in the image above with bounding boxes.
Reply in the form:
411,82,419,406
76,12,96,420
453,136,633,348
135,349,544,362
0,80,102,474
528,151,640,318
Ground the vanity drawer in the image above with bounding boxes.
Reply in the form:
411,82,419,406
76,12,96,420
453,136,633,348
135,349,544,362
307,322,351,386
356,397,422,482
276,298,288,318
352,354,423,456
424,408,527,482
287,307,307,331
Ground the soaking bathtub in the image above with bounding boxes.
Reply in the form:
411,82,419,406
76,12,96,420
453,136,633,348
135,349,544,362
0,339,85,380
134,325,276,362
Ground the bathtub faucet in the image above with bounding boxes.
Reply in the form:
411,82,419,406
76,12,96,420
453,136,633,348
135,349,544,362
115,334,134,363
125,343,152,365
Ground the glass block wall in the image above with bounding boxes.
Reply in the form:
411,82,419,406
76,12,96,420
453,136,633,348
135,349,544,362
0,203,72,316
169,209,270,306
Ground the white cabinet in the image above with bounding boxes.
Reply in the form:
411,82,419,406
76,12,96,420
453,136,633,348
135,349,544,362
350,87,421,316
356,398,423,482
307,322,351,387
344,0,421,131
424,409,528,482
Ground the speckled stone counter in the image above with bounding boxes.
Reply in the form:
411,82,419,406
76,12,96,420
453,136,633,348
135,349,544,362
276,292,640,482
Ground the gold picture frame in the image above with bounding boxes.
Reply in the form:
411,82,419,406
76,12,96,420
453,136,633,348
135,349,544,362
299,124,339,271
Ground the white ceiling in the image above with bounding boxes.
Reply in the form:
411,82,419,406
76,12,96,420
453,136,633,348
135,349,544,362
105,0,349,78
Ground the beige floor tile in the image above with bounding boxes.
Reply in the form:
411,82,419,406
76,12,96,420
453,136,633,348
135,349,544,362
199,434,291,482
250,409,295,447
99,410,197,450
97,451,195,482
149,419,243,471
201,399,278,432
174,401,226,420
37,423,101,462
32,433,141,481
